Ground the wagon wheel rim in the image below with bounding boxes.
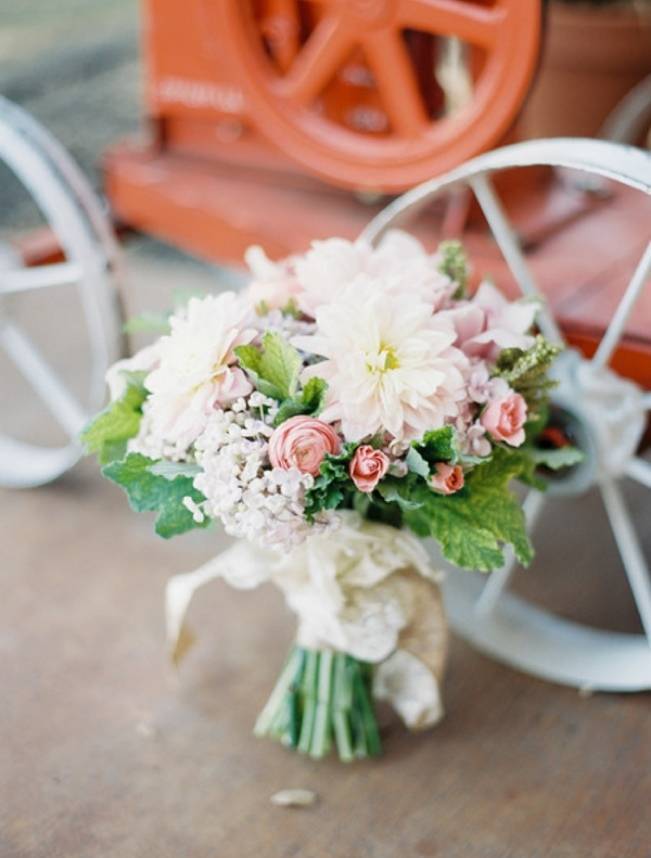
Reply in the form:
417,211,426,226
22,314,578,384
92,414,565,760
219,0,541,191
0,96,124,488
362,138,651,690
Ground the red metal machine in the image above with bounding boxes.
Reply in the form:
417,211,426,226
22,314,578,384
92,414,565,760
105,0,541,262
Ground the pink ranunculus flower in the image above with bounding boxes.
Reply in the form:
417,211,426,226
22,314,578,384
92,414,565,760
481,392,528,447
430,462,465,495
268,415,340,476
349,445,390,493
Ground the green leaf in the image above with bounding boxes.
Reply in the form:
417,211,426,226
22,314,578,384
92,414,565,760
527,445,584,470
102,453,210,538
81,380,147,465
149,461,202,480
413,426,457,465
273,377,328,427
304,443,357,521
403,447,534,572
122,311,171,335
235,332,302,401
405,447,430,478
376,476,425,511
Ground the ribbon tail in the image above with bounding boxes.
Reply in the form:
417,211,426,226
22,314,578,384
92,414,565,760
373,571,448,730
166,541,271,666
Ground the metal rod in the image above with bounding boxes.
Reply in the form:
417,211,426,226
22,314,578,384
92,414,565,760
625,457,651,490
600,477,651,645
0,321,88,438
470,173,564,345
592,242,651,368
0,261,81,295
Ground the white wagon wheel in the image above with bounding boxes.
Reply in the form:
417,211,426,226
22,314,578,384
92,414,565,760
361,138,651,692
0,96,124,488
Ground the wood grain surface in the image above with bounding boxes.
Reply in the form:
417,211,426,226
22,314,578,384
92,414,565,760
2,462,650,858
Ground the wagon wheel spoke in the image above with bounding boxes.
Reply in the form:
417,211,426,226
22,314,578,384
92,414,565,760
0,261,82,295
470,173,565,345
625,457,651,490
600,477,651,644
592,241,651,369
362,30,430,136
399,0,503,48
475,490,546,615
275,14,353,104
0,321,88,438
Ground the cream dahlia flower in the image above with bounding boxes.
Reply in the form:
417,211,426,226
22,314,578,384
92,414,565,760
295,230,455,316
294,279,468,441
143,292,257,449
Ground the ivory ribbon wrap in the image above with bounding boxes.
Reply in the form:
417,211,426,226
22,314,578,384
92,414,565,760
166,513,448,730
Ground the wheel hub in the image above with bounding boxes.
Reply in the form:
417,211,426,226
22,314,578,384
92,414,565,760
547,348,647,495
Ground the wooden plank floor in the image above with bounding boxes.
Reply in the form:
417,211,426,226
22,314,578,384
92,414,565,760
2,5,650,854
2,457,650,858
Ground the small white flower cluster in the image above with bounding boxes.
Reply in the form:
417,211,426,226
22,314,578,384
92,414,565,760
191,394,333,549
128,402,192,462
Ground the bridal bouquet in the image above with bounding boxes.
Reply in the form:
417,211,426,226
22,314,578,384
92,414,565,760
84,231,573,760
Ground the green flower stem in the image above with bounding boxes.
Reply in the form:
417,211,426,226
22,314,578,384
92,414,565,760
332,653,354,762
297,649,319,753
253,647,302,738
310,650,334,758
255,645,382,762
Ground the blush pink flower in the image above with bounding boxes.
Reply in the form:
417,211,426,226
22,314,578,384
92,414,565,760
481,392,528,447
349,445,390,493
244,245,302,312
268,415,340,476
430,462,465,495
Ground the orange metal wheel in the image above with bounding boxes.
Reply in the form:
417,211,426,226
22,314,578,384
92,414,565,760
219,0,541,192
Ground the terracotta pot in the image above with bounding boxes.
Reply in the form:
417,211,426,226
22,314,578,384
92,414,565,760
518,1,651,139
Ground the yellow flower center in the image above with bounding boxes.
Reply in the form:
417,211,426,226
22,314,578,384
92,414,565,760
367,343,400,374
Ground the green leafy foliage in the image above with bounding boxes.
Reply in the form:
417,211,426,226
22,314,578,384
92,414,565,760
102,453,210,538
273,377,328,427
495,336,561,416
235,332,302,401
81,375,147,465
413,426,457,465
437,240,469,293
376,474,424,511
400,448,534,572
122,311,171,335
304,444,357,521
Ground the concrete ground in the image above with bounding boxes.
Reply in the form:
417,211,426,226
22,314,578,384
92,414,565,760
1,4,650,857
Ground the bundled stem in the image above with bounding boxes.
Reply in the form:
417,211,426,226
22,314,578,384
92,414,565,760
254,646,381,761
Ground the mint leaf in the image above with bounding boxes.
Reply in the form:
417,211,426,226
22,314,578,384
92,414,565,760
376,475,425,511
304,443,356,520
149,461,201,480
122,311,171,335
81,380,147,465
405,447,430,478
403,447,534,572
273,377,328,427
528,445,584,470
102,453,209,538
413,426,457,465
236,332,301,401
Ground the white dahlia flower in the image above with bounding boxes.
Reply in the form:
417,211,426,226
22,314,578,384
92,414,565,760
294,279,469,441
143,292,257,451
294,230,455,316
